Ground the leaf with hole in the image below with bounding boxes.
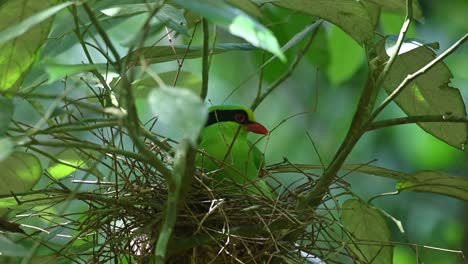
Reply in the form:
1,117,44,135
377,36,468,150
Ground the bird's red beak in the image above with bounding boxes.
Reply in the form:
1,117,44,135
246,122,268,135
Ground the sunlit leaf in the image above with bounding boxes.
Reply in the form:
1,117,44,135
0,152,42,194
396,171,468,201
172,0,285,60
0,1,72,45
47,149,100,180
269,0,375,44
0,194,62,209
0,1,70,91
124,43,254,65
0,96,14,136
342,199,392,264
148,87,207,145
377,37,468,150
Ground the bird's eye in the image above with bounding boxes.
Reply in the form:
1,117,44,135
234,112,246,123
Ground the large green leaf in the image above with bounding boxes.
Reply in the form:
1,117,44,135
124,43,254,65
342,199,392,264
365,0,423,19
396,171,468,201
148,87,207,145
0,1,72,91
377,37,468,150
0,96,14,136
268,0,376,44
0,152,42,195
172,0,285,60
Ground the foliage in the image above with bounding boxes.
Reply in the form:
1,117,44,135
0,0,466,263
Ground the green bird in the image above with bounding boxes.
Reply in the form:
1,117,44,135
197,105,273,198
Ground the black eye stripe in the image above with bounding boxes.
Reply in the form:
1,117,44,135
206,109,251,127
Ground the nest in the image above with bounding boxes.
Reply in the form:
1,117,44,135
10,137,353,264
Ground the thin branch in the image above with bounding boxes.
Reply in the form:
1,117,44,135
297,0,415,211
26,140,150,163
200,18,210,99
82,3,121,71
251,24,320,110
367,114,468,131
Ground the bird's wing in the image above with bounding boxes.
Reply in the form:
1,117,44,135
248,141,265,170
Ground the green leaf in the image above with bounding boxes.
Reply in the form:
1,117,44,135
100,4,189,35
0,137,14,161
0,194,61,209
0,1,72,45
47,149,100,180
327,25,364,85
172,0,285,60
364,0,423,20
342,199,393,264
124,43,254,65
225,0,263,19
0,96,14,136
0,1,70,91
270,0,375,44
0,235,28,256
377,37,468,150
341,164,408,181
148,87,207,145
396,171,468,201
45,63,105,83
132,71,202,97
0,152,42,195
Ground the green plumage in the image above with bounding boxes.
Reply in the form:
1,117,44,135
197,105,273,198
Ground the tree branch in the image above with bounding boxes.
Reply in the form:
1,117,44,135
367,114,468,131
